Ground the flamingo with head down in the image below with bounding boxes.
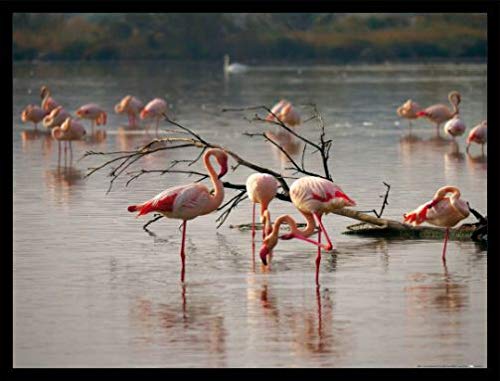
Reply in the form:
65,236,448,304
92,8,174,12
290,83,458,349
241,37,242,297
416,91,461,137
76,103,107,135
260,176,356,285
466,120,487,155
443,115,466,140
21,105,47,130
127,148,229,282
403,185,470,263
140,98,167,135
115,95,144,127
246,173,279,241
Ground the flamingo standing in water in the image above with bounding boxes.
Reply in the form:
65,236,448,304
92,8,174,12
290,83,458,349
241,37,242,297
140,98,167,135
466,120,487,155
76,103,107,135
266,100,301,127
246,173,279,241
416,91,461,137
21,105,47,130
43,106,71,130
396,99,421,133
51,117,86,164
260,176,356,285
443,115,466,140
403,185,470,263
40,85,59,113
127,148,229,282
115,95,144,127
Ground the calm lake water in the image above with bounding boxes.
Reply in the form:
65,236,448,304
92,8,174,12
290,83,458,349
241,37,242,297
13,61,487,367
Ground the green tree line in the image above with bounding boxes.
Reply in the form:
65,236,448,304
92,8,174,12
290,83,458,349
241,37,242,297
13,13,487,62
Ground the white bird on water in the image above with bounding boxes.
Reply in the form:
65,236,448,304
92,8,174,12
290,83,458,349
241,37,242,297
223,54,249,74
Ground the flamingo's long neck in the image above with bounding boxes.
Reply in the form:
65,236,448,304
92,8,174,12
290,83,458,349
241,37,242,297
434,186,460,201
267,212,316,241
202,150,224,214
449,93,460,115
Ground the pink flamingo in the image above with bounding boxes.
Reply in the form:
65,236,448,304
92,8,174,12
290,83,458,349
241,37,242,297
266,100,301,127
51,117,86,164
246,173,279,241
443,115,466,140
466,120,487,155
403,185,470,263
76,103,107,135
260,176,356,285
40,86,59,113
396,99,421,133
416,91,461,137
127,148,229,282
140,98,167,135
21,105,47,130
115,95,144,127
43,106,71,130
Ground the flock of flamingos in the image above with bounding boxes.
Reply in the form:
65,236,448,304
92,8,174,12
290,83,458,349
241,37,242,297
20,86,487,285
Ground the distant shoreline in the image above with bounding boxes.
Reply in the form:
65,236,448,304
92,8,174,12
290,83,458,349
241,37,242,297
13,57,486,65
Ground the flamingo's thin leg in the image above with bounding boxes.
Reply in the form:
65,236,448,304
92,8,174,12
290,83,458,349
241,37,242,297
316,285,322,336
441,227,449,263
180,220,187,283
316,228,322,286
69,140,73,165
91,120,95,136
251,203,256,241
64,141,68,167
314,213,334,251
155,117,160,135
57,141,61,166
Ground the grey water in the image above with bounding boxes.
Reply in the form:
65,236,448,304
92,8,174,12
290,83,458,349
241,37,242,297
13,61,487,367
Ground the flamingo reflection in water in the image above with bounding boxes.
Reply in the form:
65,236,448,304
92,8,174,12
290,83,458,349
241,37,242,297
20,129,53,158
129,284,226,366
246,275,349,360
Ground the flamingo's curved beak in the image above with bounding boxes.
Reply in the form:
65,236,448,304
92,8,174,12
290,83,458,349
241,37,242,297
259,244,271,266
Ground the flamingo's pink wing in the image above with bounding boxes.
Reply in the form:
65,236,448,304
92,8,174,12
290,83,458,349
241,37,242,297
128,185,185,216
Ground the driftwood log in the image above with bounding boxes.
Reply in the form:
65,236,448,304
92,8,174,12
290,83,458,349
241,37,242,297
230,207,487,245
